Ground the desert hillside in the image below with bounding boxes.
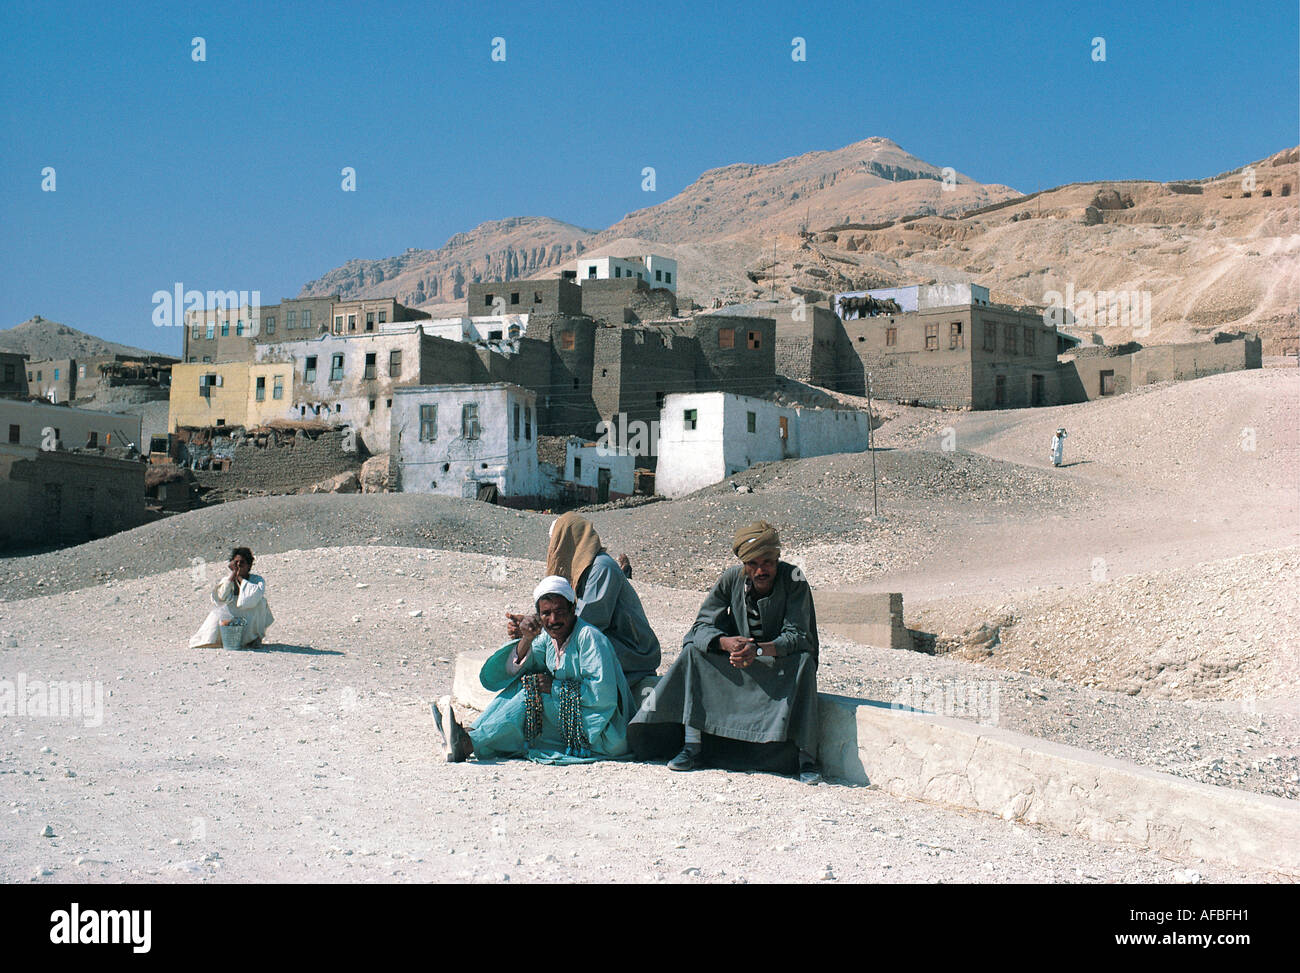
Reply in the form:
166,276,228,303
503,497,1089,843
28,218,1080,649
0,315,169,361
298,140,1299,351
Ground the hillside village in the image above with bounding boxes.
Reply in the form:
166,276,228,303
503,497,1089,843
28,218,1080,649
0,246,1267,551
1,133,1297,885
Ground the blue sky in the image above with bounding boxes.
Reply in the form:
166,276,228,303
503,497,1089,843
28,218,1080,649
1,0,1296,355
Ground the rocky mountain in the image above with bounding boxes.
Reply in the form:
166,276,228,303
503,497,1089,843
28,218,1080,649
0,316,170,362
301,216,594,310
298,138,1019,310
299,139,1300,351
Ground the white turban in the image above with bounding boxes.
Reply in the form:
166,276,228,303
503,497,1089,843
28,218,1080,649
533,575,576,609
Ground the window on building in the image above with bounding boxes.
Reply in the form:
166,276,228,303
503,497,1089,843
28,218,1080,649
302,309,311,330
378,311,386,324
655,270,662,282
718,328,735,349
534,291,543,304
221,322,229,337
574,456,583,478
525,405,532,440
587,266,597,279
53,368,60,380
273,375,284,399
366,312,375,332
255,376,266,401
747,331,761,349
560,331,575,351
1024,327,1035,356
266,316,276,334
287,310,297,330
949,322,963,350
1004,324,1017,355
684,409,698,430
614,267,622,278
489,330,502,340
665,272,672,284
364,353,376,379
347,314,356,332
305,356,318,381
389,350,402,376
36,371,43,382
206,323,215,340
510,292,519,305
462,403,480,439
655,391,665,409
419,404,437,441
369,399,375,411
779,416,789,440
334,315,343,333
7,424,18,444
884,327,898,346
191,325,200,340
995,374,1007,405
484,293,495,308
188,356,196,363
27,371,32,381
747,411,756,433
235,320,244,337
330,354,344,380
202,356,211,363
984,322,996,351
513,403,520,440
385,398,391,408
215,419,225,426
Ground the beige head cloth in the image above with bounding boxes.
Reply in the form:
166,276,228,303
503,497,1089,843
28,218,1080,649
732,520,781,563
546,512,604,584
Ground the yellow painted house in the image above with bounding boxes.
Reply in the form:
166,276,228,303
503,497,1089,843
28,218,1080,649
169,361,299,431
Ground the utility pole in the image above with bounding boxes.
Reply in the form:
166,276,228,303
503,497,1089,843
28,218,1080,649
866,371,880,516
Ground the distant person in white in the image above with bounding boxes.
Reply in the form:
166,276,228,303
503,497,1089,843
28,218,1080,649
1050,427,1068,467
189,547,274,648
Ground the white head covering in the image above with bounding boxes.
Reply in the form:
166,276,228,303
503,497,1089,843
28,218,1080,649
533,575,577,609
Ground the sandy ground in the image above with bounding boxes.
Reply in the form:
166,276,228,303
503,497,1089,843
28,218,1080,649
1,368,1297,882
0,549,1282,884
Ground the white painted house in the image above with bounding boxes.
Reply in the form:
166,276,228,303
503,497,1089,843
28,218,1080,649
576,255,677,293
409,314,528,343
565,437,636,503
0,399,143,452
391,383,540,505
655,391,871,498
254,324,428,453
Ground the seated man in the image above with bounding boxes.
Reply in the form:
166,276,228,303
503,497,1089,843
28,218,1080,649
188,547,274,649
514,513,661,686
434,577,635,765
628,521,821,783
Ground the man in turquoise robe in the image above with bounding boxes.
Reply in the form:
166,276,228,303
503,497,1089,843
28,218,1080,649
434,576,634,765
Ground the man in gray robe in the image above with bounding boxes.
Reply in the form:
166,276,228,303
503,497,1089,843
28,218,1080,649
629,520,820,783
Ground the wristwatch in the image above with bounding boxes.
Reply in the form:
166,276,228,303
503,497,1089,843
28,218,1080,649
755,645,765,657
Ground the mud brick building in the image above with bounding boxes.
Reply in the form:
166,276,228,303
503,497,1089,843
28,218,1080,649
836,284,1070,409
0,444,145,550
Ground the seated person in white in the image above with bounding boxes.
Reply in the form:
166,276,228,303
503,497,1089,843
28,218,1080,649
189,547,274,648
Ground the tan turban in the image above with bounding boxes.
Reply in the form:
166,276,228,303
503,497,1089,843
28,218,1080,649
732,521,780,563
546,512,604,584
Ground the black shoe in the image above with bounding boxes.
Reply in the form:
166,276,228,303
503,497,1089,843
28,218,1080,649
668,747,703,772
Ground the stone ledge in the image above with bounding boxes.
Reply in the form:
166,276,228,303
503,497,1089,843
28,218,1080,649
449,652,1298,875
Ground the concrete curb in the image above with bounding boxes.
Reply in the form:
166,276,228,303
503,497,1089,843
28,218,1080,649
450,652,1298,875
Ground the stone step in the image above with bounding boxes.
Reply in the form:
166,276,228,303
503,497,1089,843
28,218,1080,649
450,650,1298,876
